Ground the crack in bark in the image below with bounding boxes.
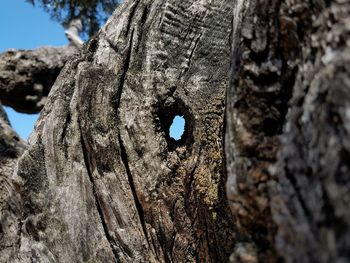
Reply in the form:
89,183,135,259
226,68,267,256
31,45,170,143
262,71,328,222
118,134,151,249
60,112,71,144
135,4,150,53
79,126,119,262
170,229,176,260
111,28,135,110
186,33,202,71
150,226,161,261
157,213,172,263
125,0,141,38
180,32,203,79
284,165,313,224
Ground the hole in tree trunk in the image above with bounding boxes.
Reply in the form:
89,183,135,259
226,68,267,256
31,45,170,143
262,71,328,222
155,98,194,151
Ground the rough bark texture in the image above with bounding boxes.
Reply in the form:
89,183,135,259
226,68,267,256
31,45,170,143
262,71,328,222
0,46,76,113
225,0,297,260
270,1,350,262
0,104,27,164
226,0,350,262
0,103,27,263
1,1,236,262
0,0,349,262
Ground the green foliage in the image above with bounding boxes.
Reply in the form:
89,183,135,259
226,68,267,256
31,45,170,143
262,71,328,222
26,0,119,37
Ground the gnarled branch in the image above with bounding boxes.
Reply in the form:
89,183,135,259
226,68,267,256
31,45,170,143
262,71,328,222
0,46,77,113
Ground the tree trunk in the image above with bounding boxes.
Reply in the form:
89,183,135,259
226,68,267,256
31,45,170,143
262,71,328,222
1,1,235,262
225,0,296,260
0,103,27,262
225,0,350,262
0,0,349,262
270,1,350,262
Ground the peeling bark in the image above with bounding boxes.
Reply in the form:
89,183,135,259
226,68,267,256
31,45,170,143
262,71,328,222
0,46,76,113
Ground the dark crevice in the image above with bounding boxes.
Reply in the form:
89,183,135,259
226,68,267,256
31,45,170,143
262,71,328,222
125,0,141,38
149,226,161,261
185,32,202,73
16,221,23,249
118,134,151,248
113,28,135,110
262,117,281,136
106,38,119,54
248,42,270,63
86,36,100,61
60,112,71,143
170,230,176,260
134,5,150,53
246,71,280,89
140,5,149,30
336,148,350,185
185,166,196,208
284,166,313,224
87,37,99,53
156,220,172,263
79,126,120,262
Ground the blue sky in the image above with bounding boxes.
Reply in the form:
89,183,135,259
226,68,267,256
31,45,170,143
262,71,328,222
0,0,185,141
0,0,67,140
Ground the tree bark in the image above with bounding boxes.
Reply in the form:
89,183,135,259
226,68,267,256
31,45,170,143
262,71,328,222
0,103,27,263
0,0,349,262
225,0,300,260
270,1,350,262
1,1,236,262
0,46,76,113
226,0,350,262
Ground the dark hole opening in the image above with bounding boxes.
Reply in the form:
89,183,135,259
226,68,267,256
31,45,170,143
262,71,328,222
155,99,193,151
263,117,280,136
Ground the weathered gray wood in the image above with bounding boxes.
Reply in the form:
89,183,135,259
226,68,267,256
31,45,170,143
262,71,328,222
3,1,235,262
0,46,76,113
